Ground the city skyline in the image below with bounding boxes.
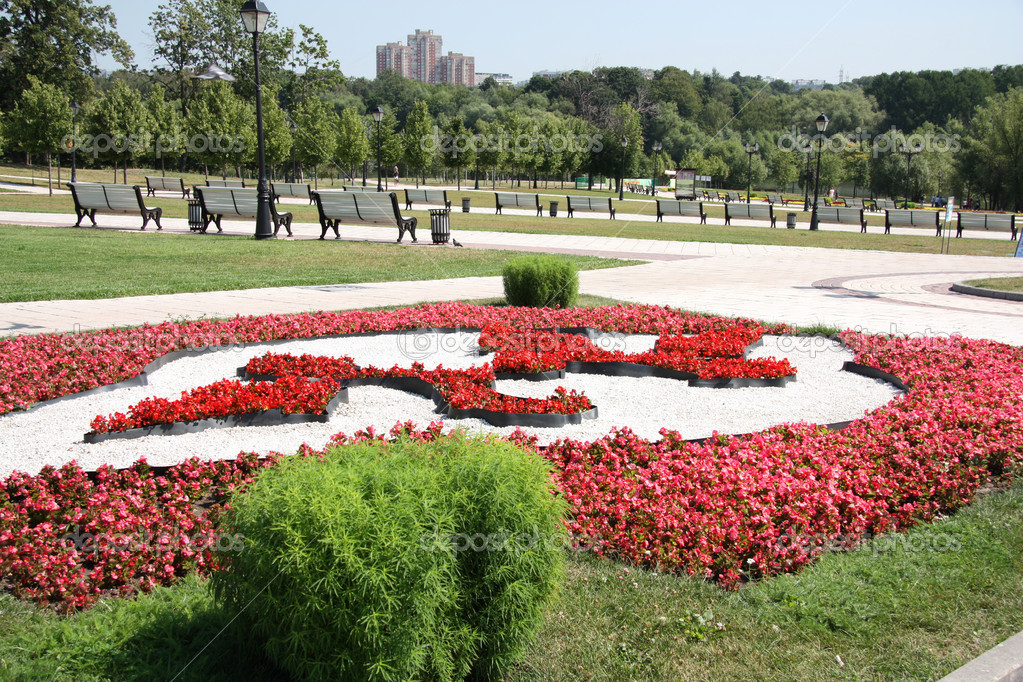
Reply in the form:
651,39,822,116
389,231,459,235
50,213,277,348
94,0,1022,86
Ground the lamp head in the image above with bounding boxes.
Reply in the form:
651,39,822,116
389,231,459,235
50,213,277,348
815,112,829,133
371,105,384,123
239,0,270,35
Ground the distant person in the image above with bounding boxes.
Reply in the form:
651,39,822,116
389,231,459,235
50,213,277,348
393,166,399,183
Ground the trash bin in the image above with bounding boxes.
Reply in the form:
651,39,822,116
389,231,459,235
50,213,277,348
786,212,797,229
188,199,203,232
549,201,559,217
462,197,471,213
429,208,451,244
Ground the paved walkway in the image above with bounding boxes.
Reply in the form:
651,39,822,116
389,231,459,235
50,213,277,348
2,209,1021,344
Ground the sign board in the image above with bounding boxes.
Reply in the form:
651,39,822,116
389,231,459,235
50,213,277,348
1016,232,1023,258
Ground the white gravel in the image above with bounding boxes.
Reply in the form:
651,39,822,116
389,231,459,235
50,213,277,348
0,333,900,477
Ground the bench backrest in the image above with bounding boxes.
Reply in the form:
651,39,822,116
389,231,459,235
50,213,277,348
567,195,609,210
886,209,939,227
726,203,773,220
270,182,310,198
767,194,783,203
198,187,249,215
69,183,111,209
957,212,1015,230
103,185,143,210
146,176,183,191
405,188,447,202
727,191,742,201
206,178,245,188
657,199,704,216
875,199,897,210
343,185,375,193
495,192,537,207
815,207,864,224
355,192,399,223
313,190,361,221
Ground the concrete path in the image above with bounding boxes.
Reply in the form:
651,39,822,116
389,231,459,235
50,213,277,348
1,210,1021,344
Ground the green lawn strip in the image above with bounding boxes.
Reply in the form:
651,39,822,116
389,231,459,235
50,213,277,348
962,277,1023,293
0,193,1009,258
0,478,1019,681
0,226,630,302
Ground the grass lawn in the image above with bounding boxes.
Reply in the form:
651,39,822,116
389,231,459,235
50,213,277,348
963,277,1023,293
0,192,1012,258
0,226,630,302
0,477,1018,681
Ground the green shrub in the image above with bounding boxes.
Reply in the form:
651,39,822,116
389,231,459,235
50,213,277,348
211,433,567,681
503,255,579,308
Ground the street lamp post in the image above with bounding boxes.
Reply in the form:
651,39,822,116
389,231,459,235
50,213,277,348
937,170,942,202
474,133,481,190
809,113,829,231
288,118,297,183
239,0,273,240
372,105,384,192
650,141,662,197
70,101,80,183
744,142,760,203
802,130,811,211
899,142,913,209
619,136,628,201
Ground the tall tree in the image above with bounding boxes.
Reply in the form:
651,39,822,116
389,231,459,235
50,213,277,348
7,76,71,194
369,109,402,189
87,80,154,182
962,87,1023,210
335,106,370,183
292,96,337,188
439,116,475,190
186,80,253,178
148,0,208,119
281,24,343,110
402,100,433,187
146,84,185,175
0,0,134,109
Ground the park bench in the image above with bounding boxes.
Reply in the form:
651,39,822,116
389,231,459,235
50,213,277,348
145,176,190,199
875,199,898,211
193,186,293,236
312,190,417,242
206,178,245,188
724,202,776,227
566,195,615,219
343,185,377,193
725,191,742,203
494,192,543,216
766,194,793,206
673,187,699,200
270,181,312,204
956,211,1017,239
68,182,163,230
813,207,868,232
884,209,940,235
844,198,875,211
656,199,706,223
404,188,451,210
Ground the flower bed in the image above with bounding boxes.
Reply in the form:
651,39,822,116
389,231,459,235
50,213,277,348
1,305,1020,612
86,324,794,437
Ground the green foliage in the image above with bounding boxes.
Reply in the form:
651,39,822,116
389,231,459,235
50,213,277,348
185,80,253,175
290,95,337,182
146,84,185,163
7,75,71,157
962,87,1023,210
260,87,292,174
402,99,434,182
503,255,580,308
148,0,208,119
0,0,135,109
211,433,567,682
439,116,475,189
335,106,370,181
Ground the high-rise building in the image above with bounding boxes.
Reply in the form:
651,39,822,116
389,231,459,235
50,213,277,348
375,29,477,86
439,52,475,87
406,29,444,84
375,41,412,79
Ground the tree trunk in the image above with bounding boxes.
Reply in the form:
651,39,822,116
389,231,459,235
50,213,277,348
122,160,127,184
46,153,53,196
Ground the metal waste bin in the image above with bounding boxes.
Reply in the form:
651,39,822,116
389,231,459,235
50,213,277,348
549,200,559,217
188,199,203,232
786,212,797,229
430,208,451,244
462,197,471,213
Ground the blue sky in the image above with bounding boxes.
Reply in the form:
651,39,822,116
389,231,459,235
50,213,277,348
100,0,1022,84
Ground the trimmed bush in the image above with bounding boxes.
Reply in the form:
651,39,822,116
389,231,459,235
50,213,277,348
503,255,579,308
211,432,567,681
